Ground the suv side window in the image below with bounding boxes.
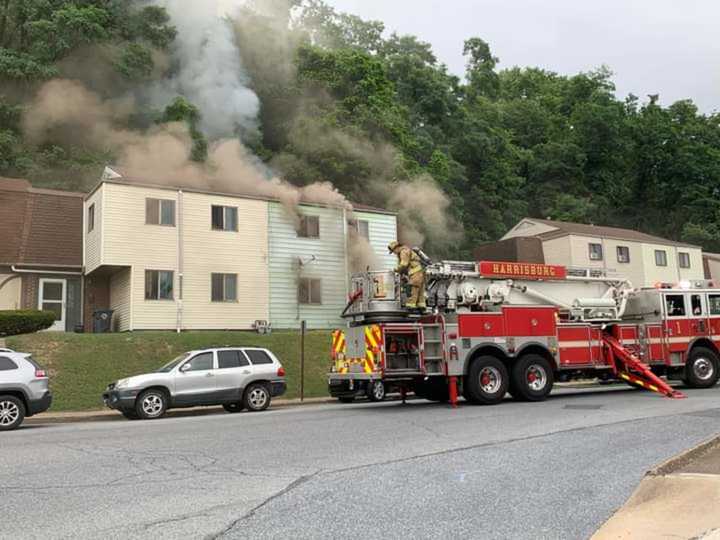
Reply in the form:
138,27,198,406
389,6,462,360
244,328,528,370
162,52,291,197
0,356,18,371
217,350,250,369
245,350,273,365
184,352,214,371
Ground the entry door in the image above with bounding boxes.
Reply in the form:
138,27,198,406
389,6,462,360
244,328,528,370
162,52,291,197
39,279,66,332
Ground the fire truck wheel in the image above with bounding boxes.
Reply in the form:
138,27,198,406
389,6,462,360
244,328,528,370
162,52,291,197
510,355,554,401
464,356,509,405
684,347,720,388
366,381,386,402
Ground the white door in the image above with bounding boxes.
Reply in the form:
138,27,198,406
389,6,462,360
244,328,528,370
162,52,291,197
39,279,66,332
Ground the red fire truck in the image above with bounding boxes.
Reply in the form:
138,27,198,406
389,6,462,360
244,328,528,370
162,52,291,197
328,260,720,405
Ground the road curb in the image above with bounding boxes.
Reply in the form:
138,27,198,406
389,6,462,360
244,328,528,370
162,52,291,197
24,396,337,424
650,434,720,476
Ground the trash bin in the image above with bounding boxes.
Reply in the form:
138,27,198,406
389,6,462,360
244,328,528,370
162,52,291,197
93,310,114,333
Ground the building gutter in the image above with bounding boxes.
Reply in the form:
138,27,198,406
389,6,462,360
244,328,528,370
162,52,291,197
11,265,83,275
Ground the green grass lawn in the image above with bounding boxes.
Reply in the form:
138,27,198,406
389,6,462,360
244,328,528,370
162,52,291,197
6,330,331,411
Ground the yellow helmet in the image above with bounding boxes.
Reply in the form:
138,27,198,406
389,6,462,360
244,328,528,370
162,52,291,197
387,241,400,253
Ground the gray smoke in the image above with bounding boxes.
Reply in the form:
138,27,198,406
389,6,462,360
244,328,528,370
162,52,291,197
146,0,260,140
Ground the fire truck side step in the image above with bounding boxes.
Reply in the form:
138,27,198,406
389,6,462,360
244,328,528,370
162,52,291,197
603,334,687,399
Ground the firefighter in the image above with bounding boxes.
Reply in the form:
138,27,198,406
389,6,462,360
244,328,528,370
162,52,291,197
388,241,426,311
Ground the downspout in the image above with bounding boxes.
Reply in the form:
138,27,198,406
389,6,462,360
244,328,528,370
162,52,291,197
342,208,349,299
176,190,184,333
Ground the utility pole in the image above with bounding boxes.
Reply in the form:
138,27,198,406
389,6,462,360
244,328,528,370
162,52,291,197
300,319,306,401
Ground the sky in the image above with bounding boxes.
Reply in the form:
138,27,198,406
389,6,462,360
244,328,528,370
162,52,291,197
326,0,720,113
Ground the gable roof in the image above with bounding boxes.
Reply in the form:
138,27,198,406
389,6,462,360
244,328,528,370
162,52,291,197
0,177,84,267
522,218,699,248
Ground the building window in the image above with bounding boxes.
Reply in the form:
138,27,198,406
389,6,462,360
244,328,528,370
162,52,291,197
145,270,174,300
211,273,237,302
211,205,238,231
146,198,176,226
298,215,320,238
655,250,668,267
588,243,603,261
87,204,95,233
616,245,630,263
349,219,370,239
298,278,322,304
678,252,691,269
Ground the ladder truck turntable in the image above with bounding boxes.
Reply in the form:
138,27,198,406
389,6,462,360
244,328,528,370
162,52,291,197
328,260,720,405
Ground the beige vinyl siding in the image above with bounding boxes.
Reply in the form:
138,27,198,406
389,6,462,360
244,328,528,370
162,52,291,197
109,268,132,331
181,192,269,330
539,236,571,267
84,188,103,273
677,248,703,281
101,183,179,329
640,243,703,285
706,257,720,281
501,219,558,240
0,274,21,310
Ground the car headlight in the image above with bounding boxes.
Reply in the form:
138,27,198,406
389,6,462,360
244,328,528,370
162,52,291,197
115,378,130,389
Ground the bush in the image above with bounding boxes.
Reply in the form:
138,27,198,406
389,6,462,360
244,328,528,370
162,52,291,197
0,310,56,336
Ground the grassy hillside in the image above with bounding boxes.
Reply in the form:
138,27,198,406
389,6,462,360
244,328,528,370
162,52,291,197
6,330,331,411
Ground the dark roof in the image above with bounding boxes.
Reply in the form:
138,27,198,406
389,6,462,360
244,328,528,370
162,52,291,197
91,166,395,215
528,218,699,248
0,177,84,267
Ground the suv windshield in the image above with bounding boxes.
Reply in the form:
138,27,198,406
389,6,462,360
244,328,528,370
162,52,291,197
157,353,190,373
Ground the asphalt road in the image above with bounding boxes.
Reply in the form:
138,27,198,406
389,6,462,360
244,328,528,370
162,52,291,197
3,386,720,540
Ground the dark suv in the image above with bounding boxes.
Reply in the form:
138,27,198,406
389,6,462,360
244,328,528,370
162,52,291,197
0,350,52,431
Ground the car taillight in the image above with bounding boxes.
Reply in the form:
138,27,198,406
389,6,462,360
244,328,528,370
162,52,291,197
35,369,47,378
277,367,286,377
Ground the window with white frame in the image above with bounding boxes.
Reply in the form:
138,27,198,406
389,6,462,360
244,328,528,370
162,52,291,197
298,215,320,238
87,204,95,232
616,245,630,263
145,270,174,300
349,219,370,239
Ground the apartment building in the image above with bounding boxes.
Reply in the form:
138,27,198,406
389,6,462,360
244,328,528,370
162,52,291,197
0,178,84,331
501,218,704,287
84,170,397,331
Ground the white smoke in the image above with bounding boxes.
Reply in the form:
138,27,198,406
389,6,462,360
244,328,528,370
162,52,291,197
146,0,259,140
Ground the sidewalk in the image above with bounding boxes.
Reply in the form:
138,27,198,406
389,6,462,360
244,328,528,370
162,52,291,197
25,396,336,424
594,435,720,539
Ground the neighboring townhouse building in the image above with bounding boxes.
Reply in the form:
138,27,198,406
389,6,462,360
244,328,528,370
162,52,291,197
500,218,704,287
85,169,397,331
0,177,84,331
703,252,720,282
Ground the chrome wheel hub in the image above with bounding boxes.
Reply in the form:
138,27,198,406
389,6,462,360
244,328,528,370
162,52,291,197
526,365,548,391
249,388,268,409
372,382,384,400
479,366,502,394
693,358,714,381
0,400,20,426
142,395,163,417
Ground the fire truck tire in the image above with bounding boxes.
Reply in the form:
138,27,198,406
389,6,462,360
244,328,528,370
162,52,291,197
510,355,554,401
366,381,386,402
684,347,720,388
464,356,509,405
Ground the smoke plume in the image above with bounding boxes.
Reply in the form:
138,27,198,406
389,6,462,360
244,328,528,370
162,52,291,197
145,0,260,140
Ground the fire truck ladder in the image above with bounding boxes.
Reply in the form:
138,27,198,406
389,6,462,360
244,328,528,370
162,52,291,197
602,334,686,399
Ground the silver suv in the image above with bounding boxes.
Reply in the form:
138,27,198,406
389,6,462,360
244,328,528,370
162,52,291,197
103,347,287,420
0,350,52,431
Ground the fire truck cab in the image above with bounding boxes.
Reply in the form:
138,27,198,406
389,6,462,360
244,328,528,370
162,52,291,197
328,261,719,405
